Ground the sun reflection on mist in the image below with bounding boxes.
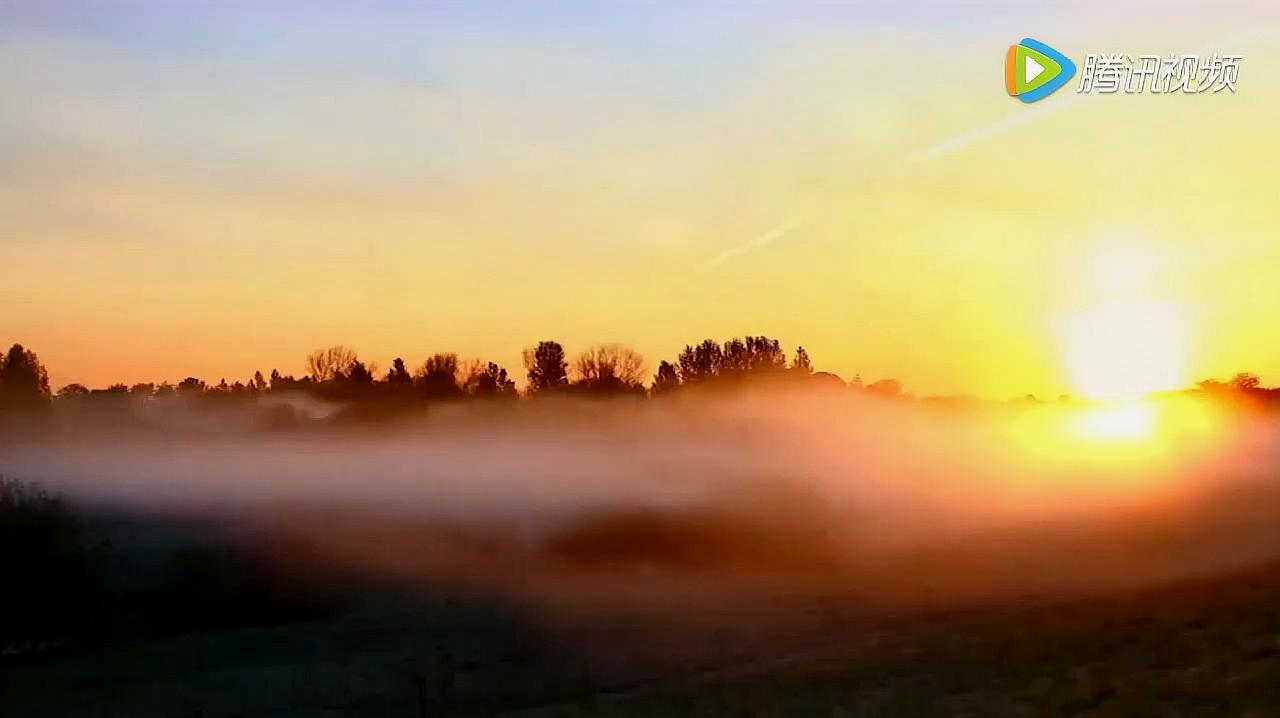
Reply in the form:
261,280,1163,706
1072,402,1155,442
1010,396,1226,483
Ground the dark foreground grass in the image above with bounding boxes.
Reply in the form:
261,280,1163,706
538,572,1280,718
9,559,1280,718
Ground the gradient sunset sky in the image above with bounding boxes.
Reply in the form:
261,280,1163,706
3,1,1279,397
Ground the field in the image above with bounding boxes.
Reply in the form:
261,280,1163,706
6,397,1280,717
8,524,1280,717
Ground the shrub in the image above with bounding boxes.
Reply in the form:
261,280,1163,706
0,476,111,651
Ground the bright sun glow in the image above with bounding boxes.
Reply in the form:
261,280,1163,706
1061,301,1188,400
1011,397,1224,480
1059,238,1189,400
1072,402,1155,441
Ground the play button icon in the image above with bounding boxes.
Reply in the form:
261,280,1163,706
1005,38,1076,103
1025,56,1045,84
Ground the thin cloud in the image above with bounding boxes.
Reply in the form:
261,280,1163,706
703,219,803,271
908,93,1091,163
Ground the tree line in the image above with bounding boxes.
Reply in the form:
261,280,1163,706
5,337,1276,422
0,337,898,419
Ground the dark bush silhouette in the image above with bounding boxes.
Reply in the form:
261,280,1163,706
56,383,91,399
466,361,517,398
573,344,646,395
792,346,813,374
652,360,681,395
385,357,413,385
417,353,464,400
0,476,110,651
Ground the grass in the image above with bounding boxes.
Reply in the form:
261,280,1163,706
9,558,1280,717
9,492,1280,718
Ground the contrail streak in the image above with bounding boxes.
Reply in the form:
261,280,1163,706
702,219,802,270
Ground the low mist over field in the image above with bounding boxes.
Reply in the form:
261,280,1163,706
8,388,1280,614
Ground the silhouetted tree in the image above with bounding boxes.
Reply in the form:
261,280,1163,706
344,359,375,386
130,383,156,397
792,346,813,374
0,344,51,414
1232,372,1261,393
674,336,785,384
466,362,517,398
574,345,646,394
651,361,681,395
721,338,750,374
524,341,569,395
740,336,786,373
56,384,90,399
1199,375,1256,396
177,377,206,396
416,353,463,399
306,346,358,384
677,340,723,383
385,358,412,385
268,369,308,392
252,371,268,392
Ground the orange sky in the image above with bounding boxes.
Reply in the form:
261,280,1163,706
3,3,1279,397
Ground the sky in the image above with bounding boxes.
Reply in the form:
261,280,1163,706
2,0,1280,397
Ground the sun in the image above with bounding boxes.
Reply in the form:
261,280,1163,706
1060,300,1188,400
1058,238,1190,401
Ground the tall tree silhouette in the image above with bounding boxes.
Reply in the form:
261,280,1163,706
523,341,569,394
0,344,51,414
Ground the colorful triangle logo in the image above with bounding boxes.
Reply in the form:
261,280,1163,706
1005,38,1075,103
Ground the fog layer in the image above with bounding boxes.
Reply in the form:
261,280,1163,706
4,391,1278,610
